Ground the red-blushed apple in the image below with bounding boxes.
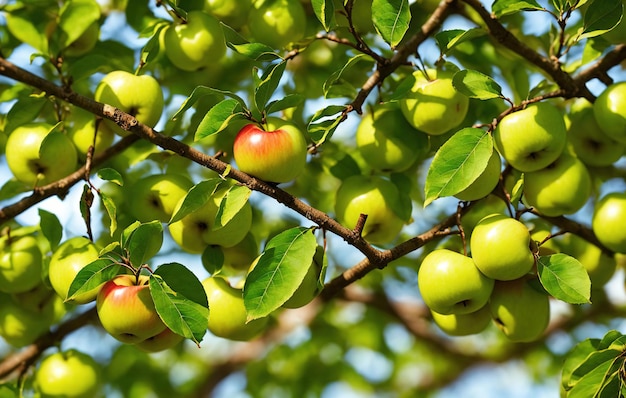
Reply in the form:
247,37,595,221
418,249,494,315
96,274,167,344
233,118,308,183
34,349,101,398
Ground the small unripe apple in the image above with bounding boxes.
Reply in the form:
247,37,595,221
134,327,184,352
96,274,167,344
399,69,470,135
233,118,308,183
418,249,494,315
593,82,626,144
592,192,626,253
129,173,194,223
0,235,43,294
248,0,307,49
34,349,101,398
0,291,56,347
560,233,617,288
431,304,492,336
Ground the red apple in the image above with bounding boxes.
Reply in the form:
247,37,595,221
233,118,307,183
96,275,166,344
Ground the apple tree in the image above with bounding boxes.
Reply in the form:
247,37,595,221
0,0,625,396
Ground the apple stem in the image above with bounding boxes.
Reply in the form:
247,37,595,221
353,213,368,239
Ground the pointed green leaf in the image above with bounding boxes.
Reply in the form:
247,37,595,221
424,128,493,206
323,54,374,99
254,61,287,113
96,168,124,186
452,69,503,100
308,105,348,144
39,209,63,251
213,185,251,230
171,86,247,121
372,0,411,48
66,258,121,301
169,179,222,224
311,0,335,31
491,0,543,17
149,274,208,345
562,337,602,390
4,95,47,135
222,23,281,61
57,0,101,50
581,0,623,39
266,94,304,116
124,221,163,267
537,253,591,304
435,28,487,54
154,262,208,308
194,98,244,141
567,351,623,398
99,190,118,236
244,227,318,320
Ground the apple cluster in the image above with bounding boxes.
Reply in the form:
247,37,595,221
418,214,550,342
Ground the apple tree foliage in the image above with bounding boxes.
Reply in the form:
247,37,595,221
0,0,625,396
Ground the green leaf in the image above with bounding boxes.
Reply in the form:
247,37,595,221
265,94,304,116
581,0,623,39
222,23,281,61
149,273,208,345
254,61,287,114
79,184,94,231
98,190,118,236
96,168,124,186
154,262,208,308
169,179,222,224
435,29,487,54
123,221,163,267
194,98,244,141
311,0,334,31
491,0,543,17
424,128,493,206
66,258,121,301
0,179,30,202
537,253,591,304
372,0,411,48
171,86,247,122
5,6,49,53
4,95,47,134
323,54,374,99
213,185,251,230
308,105,348,145
452,69,503,100
56,0,101,50
244,227,318,320
567,351,624,398
201,245,225,275
562,338,602,390
39,209,63,251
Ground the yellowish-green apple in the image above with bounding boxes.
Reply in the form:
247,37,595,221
417,249,494,315
459,194,507,236
593,82,626,144
134,327,185,353
169,184,253,253
204,0,251,29
523,151,592,217
399,69,470,135
48,236,102,304
0,292,56,347
248,0,307,48
6,123,78,186
233,118,308,183
94,70,164,136
470,214,535,281
489,278,550,342
67,107,115,160
592,192,626,253
34,349,101,398
355,103,430,172
454,150,502,201
129,173,194,223
0,235,43,294
431,304,492,336
164,11,226,71
493,102,567,172
96,274,166,344
334,175,409,245
202,276,269,341
560,233,617,288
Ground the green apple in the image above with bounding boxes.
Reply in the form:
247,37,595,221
248,0,307,49
567,100,625,167
470,214,535,281
454,150,502,201
48,236,102,304
399,69,470,136
593,82,626,144
0,234,43,294
560,233,617,288
6,123,78,186
431,304,492,336
34,349,101,398
0,292,55,347
489,278,550,342
233,118,308,183
94,70,164,136
592,192,626,253
67,107,115,160
202,276,269,341
96,274,167,344
417,249,494,315
334,175,409,245
523,151,592,217
459,194,507,236
204,0,251,29
134,327,185,353
493,102,567,172
164,11,226,71
169,184,253,253
355,103,430,172
528,217,560,256
129,173,194,223
63,20,100,57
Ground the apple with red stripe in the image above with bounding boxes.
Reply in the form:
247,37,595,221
233,117,307,183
